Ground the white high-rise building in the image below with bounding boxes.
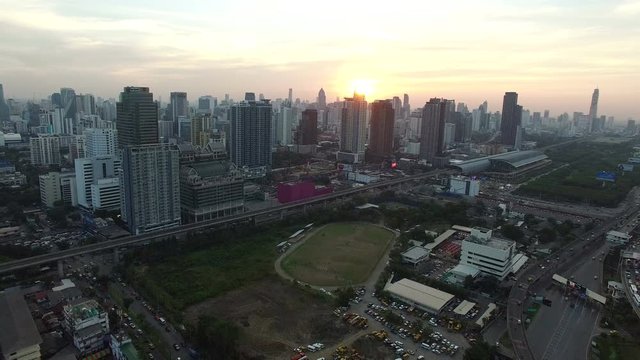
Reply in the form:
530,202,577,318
30,134,61,166
274,107,293,146
121,144,181,235
338,93,367,163
85,128,118,157
75,156,121,210
91,178,121,210
444,123,455,146
51,107,74,135
63,299,109,355
39,172,62,208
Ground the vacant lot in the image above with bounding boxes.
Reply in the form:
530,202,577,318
281,222,394,286
517,140,640,207
184,278,354,360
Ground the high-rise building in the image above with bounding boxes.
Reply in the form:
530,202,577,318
191,114,213,147
297,109,318,145
229,99,272,169
627,119,637,134
39,171,77,207
197,95,216,115
288,88,293,105
368,99,395,160
30,134,61,166
419,98,448,163
116,87,159,148
244,92,256,102
0,84,10,122
60,88,77,122
402,94,410,119
317,88,327,109
392,96,403,120
168,91,188,125
121,144,181,235
500,92,522,147
444,123,456,146
75,156,121,210
274,107,293,146
589,88,599,120
460,227,518,281
338,93,367,163
84,128,117,157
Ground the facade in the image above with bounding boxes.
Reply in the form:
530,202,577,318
180,154,244,224
90,178,121,210
30,134,61,166
62,299,109,355
444,122,455,146
0,83,10,122
0,291,42,360
191,114,213,148
197,95,216,115
297,109,318,145
589,88,599,121
110,334,140,360
449,176,480,196
116,87,159,148
0,171,26,186
229,99,272,170
368,99,395,161
273,106,293,146
500,92,522,148
338,93,367,163
459,227,516,280
75,156,121,210
606,230,631,246
84,128,117,157
59,172,77,207
39,172,62,208
121,144,181,235
419,98,448,163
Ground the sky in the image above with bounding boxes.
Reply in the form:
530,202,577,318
0,0,639,120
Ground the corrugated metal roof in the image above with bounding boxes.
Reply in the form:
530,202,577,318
384,278,455,312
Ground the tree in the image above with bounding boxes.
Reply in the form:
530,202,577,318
334,287,356,307
494,206,504,218
523,213,538,225
123,297,134,310
463,340,498,360
463,275,474,288
539,227,557,243
193,315,240,359
501,224,524,242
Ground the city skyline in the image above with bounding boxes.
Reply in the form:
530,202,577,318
0,0,639,120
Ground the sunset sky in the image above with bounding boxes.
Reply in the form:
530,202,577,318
0,0,639,120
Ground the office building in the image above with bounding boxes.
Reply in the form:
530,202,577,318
368,99,395,161
59,87,77,122
62,299,109,355
460,227,518,280
116,87,159,148
0,291,42,360
245,92,256,102
500,92,522,148
75,156,121,210
273,106,293,146
179,148,244,223
69,135,86,161
197,95,216,115
84,128,117,157
121,144,181,235
39,171,76,207
419,98,448,163
229,99,272,170
317,88,326,109
30,134,61,166
297,109,318,145
50,107,74,135
402,93,410,119
338,93,367,163
589,88,599,120
168,91,188,130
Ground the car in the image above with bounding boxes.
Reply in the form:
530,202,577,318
173,344,181,351
148,354,154,360
594,275,599,280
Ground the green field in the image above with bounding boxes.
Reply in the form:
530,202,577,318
592,334,640,360
281,222,394,286
516,140,640,207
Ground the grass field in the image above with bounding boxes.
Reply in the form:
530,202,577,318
516,140,640,207
592,334,640,360
281,222,394,286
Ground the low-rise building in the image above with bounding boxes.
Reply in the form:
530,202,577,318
448,176,480,197
62,299,109,355
459,227,518,280
384,278,455,314
0,291,43,360
607,230,631,246
400,246,430,267
110,333,140,360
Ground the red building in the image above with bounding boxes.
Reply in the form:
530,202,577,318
277,181,332,203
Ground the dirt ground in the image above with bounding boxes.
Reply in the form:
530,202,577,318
351,336,396,359
184,278,355,359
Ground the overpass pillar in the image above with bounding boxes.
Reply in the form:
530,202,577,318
113,248,120,263
303,205,307,214
57,260,64,278
280,210,285,220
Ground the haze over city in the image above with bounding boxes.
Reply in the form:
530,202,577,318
1,0,639,120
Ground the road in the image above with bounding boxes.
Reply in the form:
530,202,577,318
0,170,454,275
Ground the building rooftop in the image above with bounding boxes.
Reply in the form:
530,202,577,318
401,246,430,261
0,291,43,356
486,237,514,251
384,278,455,313
453,300,476,316
449,264,481,278
607,230,631,238
424,229,457,251
64,299,103,322
52,278,76,292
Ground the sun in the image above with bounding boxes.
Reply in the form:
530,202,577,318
350,79,375,98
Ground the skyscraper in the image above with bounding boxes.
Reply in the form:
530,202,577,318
121,144,181,235
168,92,188,137
392,96,402,120
229,99,272,169
317,88,327,109
419,98,448,163
589,88,599,120
30,134,62,166
75,156,121,210
402,94,410,119
368,99,395,161
298,109,318,145
197,95,216,115
500,92,522,147
0,84,10,122
60,87,77,122
288,88,293,105
338,93,367,163
84,128,118,157
116,87,159,148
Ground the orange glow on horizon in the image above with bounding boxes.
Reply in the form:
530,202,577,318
349,79,376,99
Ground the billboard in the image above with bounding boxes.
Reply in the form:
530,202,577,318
596,171,616,182
619,163,635,172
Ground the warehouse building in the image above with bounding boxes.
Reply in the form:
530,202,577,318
384,278,455,314
0,291,42,360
